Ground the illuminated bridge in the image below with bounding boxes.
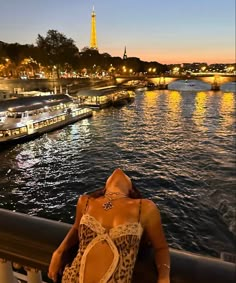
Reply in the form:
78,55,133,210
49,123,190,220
114,73,236,89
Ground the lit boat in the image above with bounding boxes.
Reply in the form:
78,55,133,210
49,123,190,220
0,94,93,146
76,86,135,108
112,90,135,107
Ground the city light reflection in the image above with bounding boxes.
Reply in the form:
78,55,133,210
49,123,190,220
143,90,159,108
192,92,208,132
219,92,235,130
143,91,161,129
166,91,182,127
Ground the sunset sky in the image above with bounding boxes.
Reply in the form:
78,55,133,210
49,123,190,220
0,0,235,64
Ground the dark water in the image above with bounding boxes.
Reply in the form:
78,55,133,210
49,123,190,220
0,89,235,259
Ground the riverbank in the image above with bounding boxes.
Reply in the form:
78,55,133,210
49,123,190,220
0,77,116,94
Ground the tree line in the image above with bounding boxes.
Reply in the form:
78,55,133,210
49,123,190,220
0,30,168,78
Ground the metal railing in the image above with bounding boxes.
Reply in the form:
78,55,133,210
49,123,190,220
0,208,235,283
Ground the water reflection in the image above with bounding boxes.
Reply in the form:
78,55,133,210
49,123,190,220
144,90,159,108
219,92,235,130
166,91,182,127
142,91,161,141
192,92,208,132
15,149,40,169
0,90,235,258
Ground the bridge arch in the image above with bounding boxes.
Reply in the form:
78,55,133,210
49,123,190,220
115,74,236,87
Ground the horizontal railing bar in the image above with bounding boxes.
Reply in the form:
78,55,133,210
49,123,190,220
0,208,235,283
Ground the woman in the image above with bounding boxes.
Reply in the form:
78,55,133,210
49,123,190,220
48,168,170,283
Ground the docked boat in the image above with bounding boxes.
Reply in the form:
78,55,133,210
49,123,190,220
76,86,135,109
146,82,157,90
0,94,93,146
112,89,135,107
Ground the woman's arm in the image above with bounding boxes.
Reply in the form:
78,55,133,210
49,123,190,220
142,199,170,283
48,195,87,282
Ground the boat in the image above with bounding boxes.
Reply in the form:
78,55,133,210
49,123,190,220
76,86,135,109
0,94,93,146
112,90,135,107
146,82,157,90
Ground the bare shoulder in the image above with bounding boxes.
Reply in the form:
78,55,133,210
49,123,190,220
78,194,89,204
76,194,90,212
141,199,161,223
73,194,89,227
141,198,159,212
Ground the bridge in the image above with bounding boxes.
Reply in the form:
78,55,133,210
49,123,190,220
114,73,236,89
0,74,234,95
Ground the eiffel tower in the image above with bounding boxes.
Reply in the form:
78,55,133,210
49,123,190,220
90,6,98,50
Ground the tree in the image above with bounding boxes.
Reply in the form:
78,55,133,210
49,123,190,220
36,30,79,77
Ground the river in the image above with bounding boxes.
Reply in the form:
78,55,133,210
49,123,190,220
0,86,235,259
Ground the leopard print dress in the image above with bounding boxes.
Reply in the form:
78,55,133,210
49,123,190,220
62,200,143,283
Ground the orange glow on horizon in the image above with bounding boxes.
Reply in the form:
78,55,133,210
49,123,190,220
103,47,235,64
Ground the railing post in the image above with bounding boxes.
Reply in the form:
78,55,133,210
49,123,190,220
25,267,43,283
0,259,18,283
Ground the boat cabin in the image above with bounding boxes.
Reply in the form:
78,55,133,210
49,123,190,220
76,86,134,108
0,94,77,140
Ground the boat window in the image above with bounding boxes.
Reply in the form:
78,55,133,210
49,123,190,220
34,123,39,129
38,121,44,128
0,130,11,137
20,127,27,133
7,112,15,118
16,113,22,118
11,129,20,135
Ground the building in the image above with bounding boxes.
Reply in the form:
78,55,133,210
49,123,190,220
90,6,98,50
123,46,127,60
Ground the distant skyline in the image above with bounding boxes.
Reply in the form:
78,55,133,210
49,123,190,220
0,0,235,64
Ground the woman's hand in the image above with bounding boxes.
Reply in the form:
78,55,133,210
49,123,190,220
48,250,63,283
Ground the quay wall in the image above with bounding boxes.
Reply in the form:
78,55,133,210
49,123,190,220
0,208,235,283
0,78,115,94
0,76,234,94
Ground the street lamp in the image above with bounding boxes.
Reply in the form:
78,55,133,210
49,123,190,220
173,67,179,75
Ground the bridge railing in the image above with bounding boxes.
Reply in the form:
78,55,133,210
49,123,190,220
0,208,235,283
